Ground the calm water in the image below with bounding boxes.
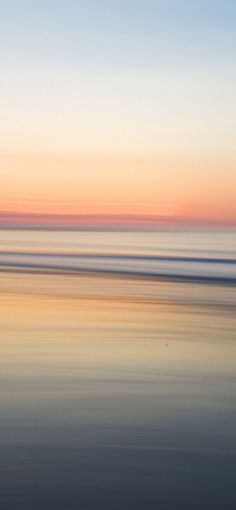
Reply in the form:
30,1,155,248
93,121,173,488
0,229,236,509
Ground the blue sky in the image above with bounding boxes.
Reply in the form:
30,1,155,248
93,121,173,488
0,1,235,156
1,1,235,69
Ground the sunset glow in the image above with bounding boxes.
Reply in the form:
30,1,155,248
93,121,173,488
0,1,235,227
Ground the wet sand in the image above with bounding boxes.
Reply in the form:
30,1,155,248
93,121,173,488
0,272,236,509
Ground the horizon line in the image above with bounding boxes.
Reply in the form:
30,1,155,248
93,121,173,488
0,211,236,229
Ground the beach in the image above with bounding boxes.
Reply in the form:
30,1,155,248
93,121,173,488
0,229,236,509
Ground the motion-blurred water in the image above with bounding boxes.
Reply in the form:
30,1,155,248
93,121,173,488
1,228,236,282
0,229,236,509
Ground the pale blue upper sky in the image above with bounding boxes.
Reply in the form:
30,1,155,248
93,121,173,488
0,0,235,157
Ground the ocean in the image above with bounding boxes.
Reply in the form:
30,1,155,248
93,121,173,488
0,228,236,509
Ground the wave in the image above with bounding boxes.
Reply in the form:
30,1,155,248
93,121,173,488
0,251,236,286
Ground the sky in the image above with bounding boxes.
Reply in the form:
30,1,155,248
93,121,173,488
0,0,235,225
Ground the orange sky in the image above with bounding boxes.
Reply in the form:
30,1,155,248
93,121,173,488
1,151,236,226
1,1,236,227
